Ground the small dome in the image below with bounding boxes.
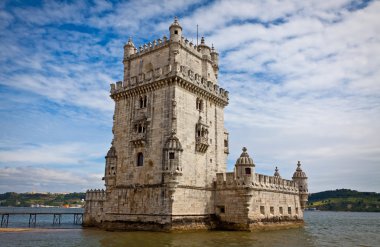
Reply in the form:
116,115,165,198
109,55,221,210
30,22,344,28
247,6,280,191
164,132,183,151
235,147,255,166
292,161,307,178
106,146,116,157
124,37,135,47
169,17,182,30
274,166,281,178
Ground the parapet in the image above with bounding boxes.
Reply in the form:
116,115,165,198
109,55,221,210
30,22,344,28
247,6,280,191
215,171,299,193
85,189,106,201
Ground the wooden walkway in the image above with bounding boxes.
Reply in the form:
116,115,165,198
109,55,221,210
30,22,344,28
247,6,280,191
0,212,83,227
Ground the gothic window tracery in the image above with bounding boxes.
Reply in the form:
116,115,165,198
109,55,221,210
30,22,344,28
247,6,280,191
139,95,147,108
195,117,209,153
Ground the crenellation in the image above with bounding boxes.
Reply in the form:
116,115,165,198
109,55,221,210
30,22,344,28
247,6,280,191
85,17,308,232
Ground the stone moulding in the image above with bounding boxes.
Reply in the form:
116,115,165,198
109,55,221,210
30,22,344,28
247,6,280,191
111,76,229,107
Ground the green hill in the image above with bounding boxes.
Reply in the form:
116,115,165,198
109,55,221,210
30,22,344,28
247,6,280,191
307,189,380,212
0,192,85,207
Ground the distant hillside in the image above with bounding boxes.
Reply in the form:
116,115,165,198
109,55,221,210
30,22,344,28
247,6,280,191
0,192,85,207
307,189,380,212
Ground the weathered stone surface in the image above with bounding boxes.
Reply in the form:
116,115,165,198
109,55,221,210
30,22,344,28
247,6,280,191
84,18,308,231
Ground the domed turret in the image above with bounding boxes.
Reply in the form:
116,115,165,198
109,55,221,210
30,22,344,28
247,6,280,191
274,166,281,178
292,161,308,210
210,44,219,78
163,131,183,173
164,134,183,151
104,146,117,188
197,37,211,59
235,147,255,179
292,161,307,179
123,37,135,59
169,17,182,42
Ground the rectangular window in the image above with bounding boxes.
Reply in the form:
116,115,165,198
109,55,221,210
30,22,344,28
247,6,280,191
296,207,299,215
279,207,283,215
288,207,292,215
270,206,274,215
217,205,225,214
224,140,228,147
137,153,144,166
245,168,251,175
169,152,175,159
260,206,265,215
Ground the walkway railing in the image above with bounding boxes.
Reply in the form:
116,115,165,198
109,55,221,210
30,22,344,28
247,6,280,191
0,212,83,228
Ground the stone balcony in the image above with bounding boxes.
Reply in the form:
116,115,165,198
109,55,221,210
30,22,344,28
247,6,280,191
130,133,146,147
195,136,209,153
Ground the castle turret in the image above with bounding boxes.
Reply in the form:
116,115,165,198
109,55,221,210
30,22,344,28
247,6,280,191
169,17,182,42
197,37,211,59
123,37,135,59
235,147,255,181
103,145,117,188
292,161,308,210
210,44,219,79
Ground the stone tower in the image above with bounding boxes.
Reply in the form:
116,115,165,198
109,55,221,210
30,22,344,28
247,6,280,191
85,17,229,230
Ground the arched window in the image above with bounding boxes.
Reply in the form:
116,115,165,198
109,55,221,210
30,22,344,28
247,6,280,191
137,152,144,166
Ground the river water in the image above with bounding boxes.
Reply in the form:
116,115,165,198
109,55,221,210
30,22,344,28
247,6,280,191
1,209,379,247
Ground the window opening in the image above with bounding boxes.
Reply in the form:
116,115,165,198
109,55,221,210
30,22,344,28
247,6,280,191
260,206,265,215
137,152,144,166
270,206,274,215
169,152,175,159
245,167,251,175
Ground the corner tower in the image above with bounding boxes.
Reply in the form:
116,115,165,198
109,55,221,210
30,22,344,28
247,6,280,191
292,161,309,210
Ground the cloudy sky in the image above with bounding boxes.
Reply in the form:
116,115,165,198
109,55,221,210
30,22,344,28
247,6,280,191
0,0,379,193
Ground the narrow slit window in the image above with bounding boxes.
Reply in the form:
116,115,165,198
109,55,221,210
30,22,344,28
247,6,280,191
137,152,144,166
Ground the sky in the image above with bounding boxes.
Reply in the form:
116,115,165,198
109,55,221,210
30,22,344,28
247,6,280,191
0,0,379,193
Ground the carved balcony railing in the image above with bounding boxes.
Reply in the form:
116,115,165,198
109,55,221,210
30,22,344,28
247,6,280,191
195,136,209,153
130,133,146,147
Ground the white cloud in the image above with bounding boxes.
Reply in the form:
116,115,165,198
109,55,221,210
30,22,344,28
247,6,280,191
0,166,104,193
0,0,379,193
0,142,104,165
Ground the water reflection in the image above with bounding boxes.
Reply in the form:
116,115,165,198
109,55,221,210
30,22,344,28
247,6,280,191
2,211,380,247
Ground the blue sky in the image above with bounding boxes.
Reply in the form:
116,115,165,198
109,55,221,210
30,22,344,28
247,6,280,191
0,0,379,193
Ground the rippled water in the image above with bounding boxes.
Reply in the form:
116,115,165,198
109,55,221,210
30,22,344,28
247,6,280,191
1,210,379,247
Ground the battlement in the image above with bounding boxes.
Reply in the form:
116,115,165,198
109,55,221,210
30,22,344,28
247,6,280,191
85,189,106,201
215,172,299,193
125,35,170,60
109,64,228,105
123,35,214,63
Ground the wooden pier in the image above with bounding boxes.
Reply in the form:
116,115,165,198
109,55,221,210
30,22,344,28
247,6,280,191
0,212,83,227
